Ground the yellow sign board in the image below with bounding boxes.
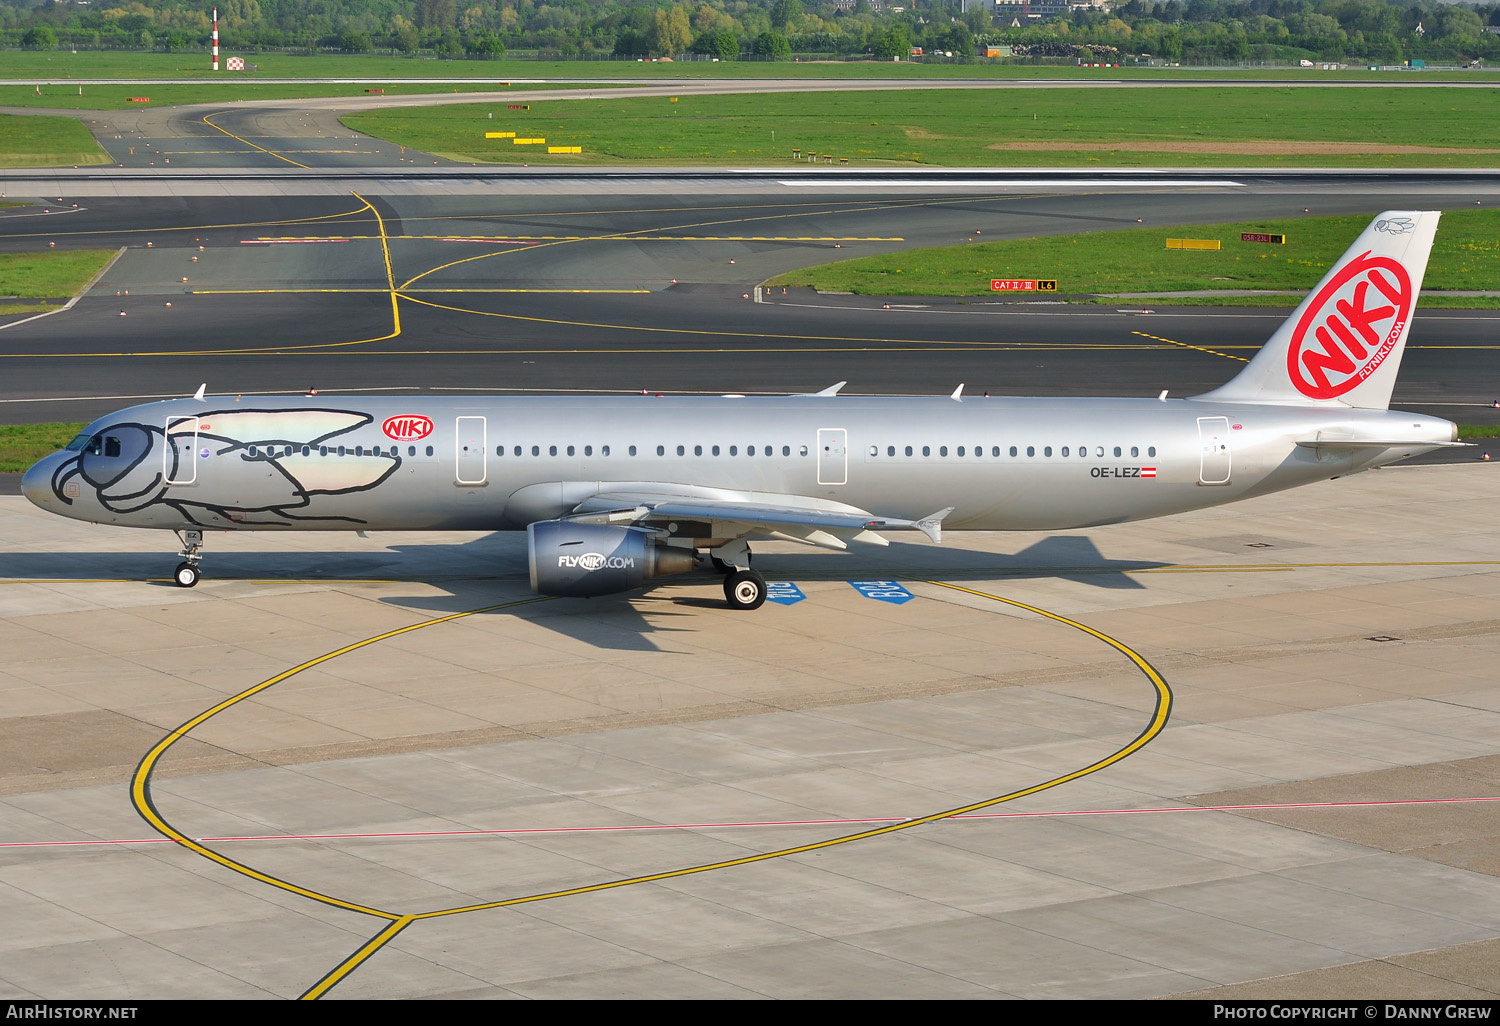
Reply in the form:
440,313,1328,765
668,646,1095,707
547,146,582,154
1166,238,1221,251
484,131,516,139
513,138,546,145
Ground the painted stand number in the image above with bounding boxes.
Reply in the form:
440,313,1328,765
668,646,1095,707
851,581,914,604
766,582,805,606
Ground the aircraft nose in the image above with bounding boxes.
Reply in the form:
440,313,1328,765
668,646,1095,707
20,455,58,510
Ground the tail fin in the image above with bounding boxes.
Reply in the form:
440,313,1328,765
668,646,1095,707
1195,210,1439,410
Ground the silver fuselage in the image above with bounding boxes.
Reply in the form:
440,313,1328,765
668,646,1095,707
21,394,1457,535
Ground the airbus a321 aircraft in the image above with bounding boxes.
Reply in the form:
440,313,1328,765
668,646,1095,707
21,210,1460,610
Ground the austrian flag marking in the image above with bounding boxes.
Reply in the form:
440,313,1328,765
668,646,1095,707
1287,251,1413,400
382,415,433,441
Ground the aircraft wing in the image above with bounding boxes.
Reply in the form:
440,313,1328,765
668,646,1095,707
569,490,952,550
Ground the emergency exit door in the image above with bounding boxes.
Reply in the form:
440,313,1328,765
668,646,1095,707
1197,416,1231,485
455,416,487,485
817,428,847,486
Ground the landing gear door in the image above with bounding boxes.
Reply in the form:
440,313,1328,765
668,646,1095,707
456,416,487,485
817,428,847,486
164,416,199,486
1197,416,1231,486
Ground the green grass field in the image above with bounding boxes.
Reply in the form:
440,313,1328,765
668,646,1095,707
0,423,84,473
0,250,117,298
768,209,1500,302
0,112,111,165
344,87,1500,167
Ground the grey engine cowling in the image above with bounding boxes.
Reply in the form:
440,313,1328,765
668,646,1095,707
527,520,699,597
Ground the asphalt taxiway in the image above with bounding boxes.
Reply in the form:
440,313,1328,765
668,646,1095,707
4,187,1500,433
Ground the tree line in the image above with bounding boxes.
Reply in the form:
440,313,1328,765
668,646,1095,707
3,0,1498,64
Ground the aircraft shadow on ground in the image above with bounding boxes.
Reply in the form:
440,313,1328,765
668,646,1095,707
2,535,1164,651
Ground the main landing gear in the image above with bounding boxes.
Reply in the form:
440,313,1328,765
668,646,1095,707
706,541,765,610
173,529,203,588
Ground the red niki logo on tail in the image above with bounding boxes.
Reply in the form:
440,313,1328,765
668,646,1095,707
1287,251,1413,400
382,415,434,441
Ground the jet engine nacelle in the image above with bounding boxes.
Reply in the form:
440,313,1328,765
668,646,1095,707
527,520,699,597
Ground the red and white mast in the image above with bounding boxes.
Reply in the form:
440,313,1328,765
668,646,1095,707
211,7,219,71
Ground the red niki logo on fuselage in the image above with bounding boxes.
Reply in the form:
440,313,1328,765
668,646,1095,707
382,415,434,441
1287,251,1413,400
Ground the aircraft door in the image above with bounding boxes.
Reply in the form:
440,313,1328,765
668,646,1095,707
817,428,847,486
1197,416,1231,485
164,416,199,485
455,416,487,485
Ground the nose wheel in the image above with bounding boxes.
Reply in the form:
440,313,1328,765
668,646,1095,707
723,569,767,610
173,529,204,588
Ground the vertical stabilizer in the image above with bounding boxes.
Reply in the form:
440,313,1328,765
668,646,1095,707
1195,211,1439,410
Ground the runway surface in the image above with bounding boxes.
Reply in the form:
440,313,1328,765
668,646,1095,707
3,107,1500,996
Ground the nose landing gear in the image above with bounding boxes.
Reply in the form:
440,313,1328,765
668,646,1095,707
173,529,203,588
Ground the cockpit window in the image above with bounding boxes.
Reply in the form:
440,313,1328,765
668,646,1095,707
66,433,99,453
104,436,121,458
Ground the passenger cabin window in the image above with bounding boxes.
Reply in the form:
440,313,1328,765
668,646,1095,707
426,446,434,457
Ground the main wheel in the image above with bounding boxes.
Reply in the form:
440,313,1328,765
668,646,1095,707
174,562,200,588
723,569,766,610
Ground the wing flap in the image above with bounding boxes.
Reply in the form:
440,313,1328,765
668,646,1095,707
567,491,952,547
